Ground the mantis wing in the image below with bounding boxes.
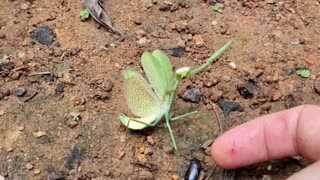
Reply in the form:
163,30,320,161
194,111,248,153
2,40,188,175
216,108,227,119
123,69,161,118
141,52,168,101
151,50,174,93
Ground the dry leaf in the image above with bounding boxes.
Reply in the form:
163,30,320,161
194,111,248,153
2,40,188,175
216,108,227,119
83,0,124,38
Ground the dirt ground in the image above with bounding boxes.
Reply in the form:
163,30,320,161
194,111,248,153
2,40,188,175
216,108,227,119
0,0,320,179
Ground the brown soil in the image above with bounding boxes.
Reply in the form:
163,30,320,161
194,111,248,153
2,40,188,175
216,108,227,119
0,0,320,179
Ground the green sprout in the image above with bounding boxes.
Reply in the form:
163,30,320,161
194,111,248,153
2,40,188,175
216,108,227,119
70,112,81,121
296,68,311,78
80,8,90,20
213,5,223,13
119,39,236,152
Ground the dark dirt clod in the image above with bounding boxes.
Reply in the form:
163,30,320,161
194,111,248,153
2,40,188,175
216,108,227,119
185,159,201,180
182,88,202,103
13,87,27,97
55,83,65,96
31,26,55,46
65,146,85,170
47,166,65,180
169,47,185,57
314,77,320,95
0,59,15,71
237,80,259,99
218,100,244,116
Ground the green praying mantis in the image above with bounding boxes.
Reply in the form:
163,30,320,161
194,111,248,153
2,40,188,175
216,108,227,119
118,39,236,152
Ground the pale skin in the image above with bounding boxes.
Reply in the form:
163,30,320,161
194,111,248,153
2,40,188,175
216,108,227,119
211,105,320,180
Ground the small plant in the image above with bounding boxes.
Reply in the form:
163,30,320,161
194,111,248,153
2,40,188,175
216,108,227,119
296,68,311,78
119,39,236,152
70,112,81,121
80,8,90,20
213,5,223,13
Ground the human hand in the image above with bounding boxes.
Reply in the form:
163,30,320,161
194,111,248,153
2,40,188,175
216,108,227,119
211,105,320,180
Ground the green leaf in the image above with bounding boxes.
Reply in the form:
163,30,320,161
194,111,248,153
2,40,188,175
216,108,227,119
213,5,223,13
80,8,90,20
296,69,311,78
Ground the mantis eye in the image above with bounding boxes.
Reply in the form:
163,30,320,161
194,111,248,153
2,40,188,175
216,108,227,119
176,67,191,79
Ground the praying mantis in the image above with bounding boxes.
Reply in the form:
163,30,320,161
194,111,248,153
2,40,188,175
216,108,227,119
119,39,236,152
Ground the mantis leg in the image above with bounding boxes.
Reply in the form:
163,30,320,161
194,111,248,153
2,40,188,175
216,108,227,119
165,112,178,152
171,110,198,121
128,118,162,127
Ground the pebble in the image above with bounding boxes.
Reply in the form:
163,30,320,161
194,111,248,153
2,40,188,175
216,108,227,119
32,131,47,138
18,126,25,131
237,80,259,99
137,37,148,45
66,120,78,128
172,174,179,180
221,75,231,82
144,148,153,156
169,47,185,57
143,0,153,8
147,136,155,145
228,62,237,69
185,159,202,180
272,91,282,101
139,170,153,180
211,20,218,26
13,87,27,97
193,35,204,47
31,26,55,46
25,163,34,170
33,169,41,175
209,89,223,102
218,100,243,116
55,83,65,96
314,77,320,95
117,150,125,159
182,88,202,103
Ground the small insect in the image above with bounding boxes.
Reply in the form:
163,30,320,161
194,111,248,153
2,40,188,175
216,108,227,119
119,39,236,152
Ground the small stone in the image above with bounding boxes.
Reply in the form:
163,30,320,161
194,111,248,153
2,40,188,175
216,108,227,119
31,26,55,46
25,163,34,170
139,146,145,154
314,77,320,95
32,131,46,138
137,37,148,45
67,120,78,128
211,20,218,26
55,82,65,96
147,136,155,145
176,37,186,48
272,91,282,101
117,150,125,159
201,139,213,149
135,29,146,37
18,126,25,131
136,153,147,163
228,62,237,69
13,87,27,97
209,89,223,102
172,174,179,180
144,148,153,156
18,51,26,59
182,88,202,103
237,80,259,99
21,3,30,10
33,169,41,175
267,164,272,171
221,75,231,82
266,0,275,4
193,35,204,47
139,170,153,180
169,47,185,58
218,100,243,116
143,0,153,8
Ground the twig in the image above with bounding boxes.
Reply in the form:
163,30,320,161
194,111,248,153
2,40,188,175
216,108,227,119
28,71,51,76
24,91,38,102
208,98,223,134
